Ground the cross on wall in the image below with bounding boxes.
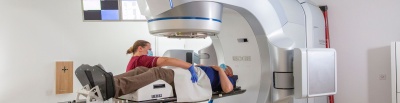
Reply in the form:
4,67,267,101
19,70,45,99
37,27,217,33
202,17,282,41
62,66,68,73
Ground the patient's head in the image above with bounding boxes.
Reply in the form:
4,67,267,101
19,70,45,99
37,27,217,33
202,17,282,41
127,40,151,56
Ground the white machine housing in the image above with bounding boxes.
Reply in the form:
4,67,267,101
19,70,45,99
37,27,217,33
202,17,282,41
391,42,400,103
162,49,200,64
294,48,337,98
198,44,219,66
119,80,174,101
137,0,336,103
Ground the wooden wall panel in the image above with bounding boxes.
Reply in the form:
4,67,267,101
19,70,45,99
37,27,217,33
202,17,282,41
56,61,73,94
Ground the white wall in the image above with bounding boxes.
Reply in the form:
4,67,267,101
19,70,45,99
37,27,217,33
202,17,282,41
327,0,400,103
0,0,182,102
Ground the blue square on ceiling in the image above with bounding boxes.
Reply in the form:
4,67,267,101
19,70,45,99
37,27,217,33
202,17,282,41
101,10,119,20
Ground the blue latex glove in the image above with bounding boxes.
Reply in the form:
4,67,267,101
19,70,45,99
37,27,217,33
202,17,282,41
188,65,198,83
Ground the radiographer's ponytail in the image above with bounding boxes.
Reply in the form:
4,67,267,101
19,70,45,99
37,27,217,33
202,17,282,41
126,40,150,54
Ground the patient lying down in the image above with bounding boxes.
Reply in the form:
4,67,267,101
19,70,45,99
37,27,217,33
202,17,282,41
89,65,236,100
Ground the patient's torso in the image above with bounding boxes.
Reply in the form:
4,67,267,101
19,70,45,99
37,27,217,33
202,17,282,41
198,66,235,92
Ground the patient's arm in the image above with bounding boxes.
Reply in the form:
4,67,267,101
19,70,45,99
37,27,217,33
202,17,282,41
156,57,192,69
211,66,233,93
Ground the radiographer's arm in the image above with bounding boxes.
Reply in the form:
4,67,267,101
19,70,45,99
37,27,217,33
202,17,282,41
156,57,192,69
211,66,234,93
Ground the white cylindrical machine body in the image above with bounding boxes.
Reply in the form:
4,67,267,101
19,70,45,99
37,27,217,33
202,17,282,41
137,0,334,103
138,1,222,38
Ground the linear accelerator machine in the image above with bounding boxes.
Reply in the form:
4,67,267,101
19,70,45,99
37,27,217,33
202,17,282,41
136,0,336,103
69,0,337,103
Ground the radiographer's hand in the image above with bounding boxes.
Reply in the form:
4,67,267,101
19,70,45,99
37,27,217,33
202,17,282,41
188,65,198,83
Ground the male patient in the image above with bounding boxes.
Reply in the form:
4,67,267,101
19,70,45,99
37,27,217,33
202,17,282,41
84,65,236,100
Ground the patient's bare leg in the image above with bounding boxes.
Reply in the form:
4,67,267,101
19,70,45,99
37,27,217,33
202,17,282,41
114,67,174,98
